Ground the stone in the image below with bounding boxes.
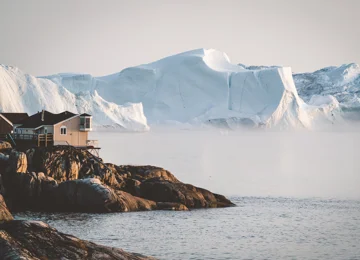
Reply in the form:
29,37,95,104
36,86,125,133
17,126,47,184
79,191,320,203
138,180,235,208
54,178,185,213
0,141,11,151
0,220,154,260
8,150,27,173
0,195,13,222
55,178,122,212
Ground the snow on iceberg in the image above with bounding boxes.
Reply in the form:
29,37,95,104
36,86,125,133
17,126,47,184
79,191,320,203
42,49,338,129
0,65,149,131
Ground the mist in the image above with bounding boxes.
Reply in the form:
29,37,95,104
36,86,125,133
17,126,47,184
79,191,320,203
90,127,360,200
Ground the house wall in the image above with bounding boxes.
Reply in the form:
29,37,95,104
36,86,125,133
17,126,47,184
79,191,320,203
36,126,54,134
53,116,88,146
0,117,12,134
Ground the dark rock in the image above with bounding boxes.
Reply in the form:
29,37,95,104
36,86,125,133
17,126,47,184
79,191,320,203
107,164,180,183
0,141,11,151
55,178,123,212
0,220,155,260
54,178,187,212
156,202,189,211
107,165,234,209
0,187,154,259
0,195,13,222
7,150,27,173
137,180,234,208
0,146,234,212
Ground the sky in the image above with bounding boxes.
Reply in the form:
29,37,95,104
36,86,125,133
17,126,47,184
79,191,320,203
0,0,359,76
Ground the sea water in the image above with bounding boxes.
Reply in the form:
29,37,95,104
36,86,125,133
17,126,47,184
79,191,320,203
14,129,360,259
15,197,360,259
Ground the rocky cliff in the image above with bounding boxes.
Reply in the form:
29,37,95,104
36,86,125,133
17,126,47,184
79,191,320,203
0,143,234,213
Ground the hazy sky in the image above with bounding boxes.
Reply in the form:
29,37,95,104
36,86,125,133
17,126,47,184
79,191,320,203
0,0,359,76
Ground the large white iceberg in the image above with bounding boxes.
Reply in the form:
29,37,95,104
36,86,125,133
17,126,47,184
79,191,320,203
44,49,339,129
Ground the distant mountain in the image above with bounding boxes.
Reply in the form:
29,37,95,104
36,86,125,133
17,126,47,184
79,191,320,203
1,49,345,130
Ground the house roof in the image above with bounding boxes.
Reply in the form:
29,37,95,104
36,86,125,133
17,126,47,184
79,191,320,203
80,113,92,117
16,111,77,128
0,113,29,124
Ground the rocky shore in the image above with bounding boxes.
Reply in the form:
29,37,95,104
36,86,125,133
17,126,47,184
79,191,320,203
0,140,234,259
0,194,154,259
0,142,234,213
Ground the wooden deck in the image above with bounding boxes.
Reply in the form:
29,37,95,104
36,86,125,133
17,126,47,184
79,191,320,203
0,133,100,155
11,133,54,147
0,133,54,150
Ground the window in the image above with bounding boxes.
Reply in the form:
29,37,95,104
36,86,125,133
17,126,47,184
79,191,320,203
85,118,91,128
44,127,48,134
60,126,67,135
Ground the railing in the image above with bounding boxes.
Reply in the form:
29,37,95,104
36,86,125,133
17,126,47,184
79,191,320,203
80,123,91,129
11,133,53,141
0,133,16,147
83,149,111,176
55,143,110,176
12,133,39,140
86,140,98,147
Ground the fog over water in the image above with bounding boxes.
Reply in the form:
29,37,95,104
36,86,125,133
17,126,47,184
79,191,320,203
90,127,360,200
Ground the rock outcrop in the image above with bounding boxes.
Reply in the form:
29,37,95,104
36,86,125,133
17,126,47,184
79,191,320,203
0,221,154,260
8,150,27,173
0,195,13,222
0,194,154,259
0,141,11,151
0,146,234,213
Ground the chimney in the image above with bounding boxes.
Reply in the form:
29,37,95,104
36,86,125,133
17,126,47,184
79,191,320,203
41,110,45,121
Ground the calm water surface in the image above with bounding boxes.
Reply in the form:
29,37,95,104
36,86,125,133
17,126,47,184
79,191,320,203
15,197,360,260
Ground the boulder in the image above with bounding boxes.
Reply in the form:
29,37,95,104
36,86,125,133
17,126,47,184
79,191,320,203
55,178,122,212
44,152,80,181
0,195,13,222
0,220,154,260
0,153,9,162
54,178,187,212
0,170,58,211
156,202,189,211
28,146,107,182
107,165,180,183
137,180,235,208
0,141,11,151
108,165,234,209
114,190,157,212
8,150,27,173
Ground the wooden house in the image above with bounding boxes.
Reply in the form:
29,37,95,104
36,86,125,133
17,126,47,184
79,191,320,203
0,110,98,153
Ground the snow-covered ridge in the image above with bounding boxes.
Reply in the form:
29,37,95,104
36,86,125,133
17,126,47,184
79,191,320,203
294,63,360,119
1,49,344,130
